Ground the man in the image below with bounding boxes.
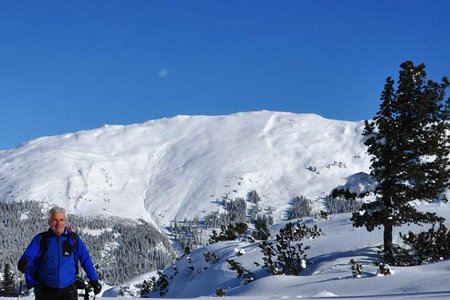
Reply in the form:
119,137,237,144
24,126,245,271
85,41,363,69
18,206,102,300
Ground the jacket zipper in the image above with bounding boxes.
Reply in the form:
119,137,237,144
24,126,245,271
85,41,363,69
57,235,60,288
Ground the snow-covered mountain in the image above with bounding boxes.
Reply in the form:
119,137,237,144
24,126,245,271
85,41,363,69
0,111,371,229
5,111,450,300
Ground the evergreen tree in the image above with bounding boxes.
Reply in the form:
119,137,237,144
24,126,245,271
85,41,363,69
154,271,170,297
216,288,226,296
208,222,248,243
350,259,363,278
352,61,450,263
398,221,450,265
226,259,255,284
258,221,321,276
203,251,220,264
253,219,270,240
0,263,17,297
135,277,156,296
289,196,313,219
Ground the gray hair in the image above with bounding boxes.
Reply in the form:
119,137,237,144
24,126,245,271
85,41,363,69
48,206,68,222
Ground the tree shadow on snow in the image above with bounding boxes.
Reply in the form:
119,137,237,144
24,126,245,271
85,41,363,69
301,246,381,278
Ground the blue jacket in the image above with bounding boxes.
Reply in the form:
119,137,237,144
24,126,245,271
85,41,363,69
20,228,99,289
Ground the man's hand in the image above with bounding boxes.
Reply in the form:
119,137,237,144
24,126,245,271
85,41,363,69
90,281,102,295
17,258,28,274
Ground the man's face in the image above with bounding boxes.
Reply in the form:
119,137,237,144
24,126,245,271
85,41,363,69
49,211,66,236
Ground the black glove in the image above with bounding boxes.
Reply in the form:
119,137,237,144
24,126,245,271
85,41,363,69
17,258,28,274
90,281,102,295
75,277,86,289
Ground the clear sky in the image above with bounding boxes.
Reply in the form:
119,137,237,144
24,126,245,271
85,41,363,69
1,0,449,150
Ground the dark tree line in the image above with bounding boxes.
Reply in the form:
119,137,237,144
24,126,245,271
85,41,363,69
169,192,263,250
326,195,362,215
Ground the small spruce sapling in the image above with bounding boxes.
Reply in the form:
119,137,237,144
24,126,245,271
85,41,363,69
216,288,226,296
227,259,255,284
209,222,249,243
155,271,170,296
203,251,220,264
135,277,156,296
377,263,392,276
258,221,322,276
117,286,133,297
187,256,194,272
319,210,329,220
350,259,363,278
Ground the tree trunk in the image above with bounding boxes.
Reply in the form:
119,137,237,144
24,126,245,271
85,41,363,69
383,222,394,263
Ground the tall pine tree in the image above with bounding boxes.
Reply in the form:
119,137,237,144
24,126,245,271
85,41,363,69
352,61,450,263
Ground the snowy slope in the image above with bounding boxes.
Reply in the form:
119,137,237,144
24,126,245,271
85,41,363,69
94,203,450,299
6,205,450,299
6,203,435,299
0,111,370,229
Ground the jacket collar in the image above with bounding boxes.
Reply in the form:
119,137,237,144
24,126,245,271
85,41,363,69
47,227,69,237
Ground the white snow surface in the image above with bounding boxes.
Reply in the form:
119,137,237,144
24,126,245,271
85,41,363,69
0,111,371,229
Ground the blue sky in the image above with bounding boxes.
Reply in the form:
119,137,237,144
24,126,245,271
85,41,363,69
1,0,449,150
